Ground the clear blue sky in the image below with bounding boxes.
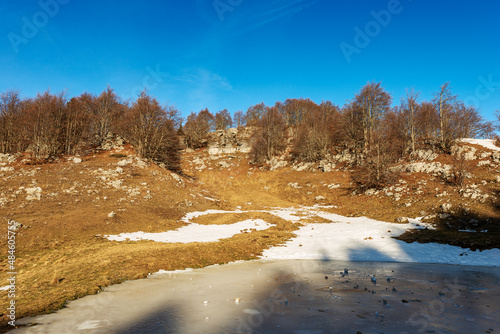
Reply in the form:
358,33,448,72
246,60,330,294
1,0,499,123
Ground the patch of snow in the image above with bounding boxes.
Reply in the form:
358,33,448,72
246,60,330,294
106,219,271,243
261,208,499,267
461,138,500,151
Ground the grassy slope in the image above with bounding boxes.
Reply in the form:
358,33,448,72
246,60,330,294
1,143,499,331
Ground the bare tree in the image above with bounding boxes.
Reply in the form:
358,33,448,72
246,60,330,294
233,110,245,128
245,102,266,126
23,91,67,159
400,89,420,155
350,82,392,152
352,123,400,190
183,108,214,148
164,105,183,131
432,82,457,150
415,101,439,146
215,109,232,130
91,86,125,145
282,98,317,127
122,91,181,171
63,93,93,154
451,102,493,139
0,90,25,153
292,101,339,162
249,106,287,163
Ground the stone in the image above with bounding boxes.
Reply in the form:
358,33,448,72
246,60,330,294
315,195,326,201
440,203,452,213
72,157,82,163
117,159,132,167
109,180,123,189
25,187,42,201
416,149,438,161
0,167,14,172
395,217,409,224
319,160,335,172
108,211,116,218
477,160,490,166
219,161,230,168
365,188,377,196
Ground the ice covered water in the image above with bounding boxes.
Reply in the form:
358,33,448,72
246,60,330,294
12,260,500,333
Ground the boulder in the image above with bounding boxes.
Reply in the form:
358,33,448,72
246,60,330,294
440,203,452,213
25,187,42,201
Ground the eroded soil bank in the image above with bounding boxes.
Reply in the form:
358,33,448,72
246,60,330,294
11,260,500,334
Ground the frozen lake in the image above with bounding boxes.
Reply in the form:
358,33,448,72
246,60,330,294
12,260,500,333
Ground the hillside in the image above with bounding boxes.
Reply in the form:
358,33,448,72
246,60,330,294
1,133,500,331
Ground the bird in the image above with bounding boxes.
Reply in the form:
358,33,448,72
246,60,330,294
386,276,391,282
344,268,349,274
371,275,377,284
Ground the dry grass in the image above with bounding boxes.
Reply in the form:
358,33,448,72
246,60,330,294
1,146,499,332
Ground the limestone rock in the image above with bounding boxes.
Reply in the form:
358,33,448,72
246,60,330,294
25,187,42,201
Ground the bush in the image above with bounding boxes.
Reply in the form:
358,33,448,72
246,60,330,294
352,137,399,190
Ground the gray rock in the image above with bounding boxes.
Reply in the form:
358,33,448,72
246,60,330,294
365,188,377,196
395,217,409,224
25,187,42,201
416,149,438,161
440,203,452,213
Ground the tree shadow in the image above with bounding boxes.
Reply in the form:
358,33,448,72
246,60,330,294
397,205,500,251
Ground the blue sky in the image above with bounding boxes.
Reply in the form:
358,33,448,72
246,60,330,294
1,0,499,124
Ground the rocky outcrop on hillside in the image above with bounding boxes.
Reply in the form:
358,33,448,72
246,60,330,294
207,127,253,155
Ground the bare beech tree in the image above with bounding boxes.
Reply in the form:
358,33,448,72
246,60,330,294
183,108,214,148
23,91,67,159
245,102,266,126
432,82,457,150
122,91,181,171
0,90,25,153
451,102,493,139
339,101,364,152
233,110,245,128
415,101,439,146
400,89,420,155
64,93,93,154
350,82,392,152
282,98,317,127
292,101,339,161
215,109,232,130
91,86,124,145
249,106,287,163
